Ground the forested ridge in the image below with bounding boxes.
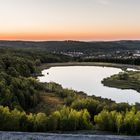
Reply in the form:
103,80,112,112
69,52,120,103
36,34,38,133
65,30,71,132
0,40,140,53
1,40,140,66
0,47,140,135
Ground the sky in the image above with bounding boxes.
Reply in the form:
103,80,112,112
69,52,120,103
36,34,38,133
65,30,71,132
0,0,140,41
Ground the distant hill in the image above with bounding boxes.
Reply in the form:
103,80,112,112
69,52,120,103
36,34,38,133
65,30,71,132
0,40,140,54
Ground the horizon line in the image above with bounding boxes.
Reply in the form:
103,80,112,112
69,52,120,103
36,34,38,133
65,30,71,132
0,39,140,43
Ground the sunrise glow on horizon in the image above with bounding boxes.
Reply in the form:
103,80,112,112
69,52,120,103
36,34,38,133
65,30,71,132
0,0,140,41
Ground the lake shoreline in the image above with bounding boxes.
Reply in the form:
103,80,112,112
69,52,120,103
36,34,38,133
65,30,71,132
40,62,140,71
38,63,140,104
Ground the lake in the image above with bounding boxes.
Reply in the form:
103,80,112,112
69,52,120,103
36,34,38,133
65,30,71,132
38,66,140,104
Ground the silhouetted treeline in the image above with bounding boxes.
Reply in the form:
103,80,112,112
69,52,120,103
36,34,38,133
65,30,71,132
80,58,140,65
0,40,140,54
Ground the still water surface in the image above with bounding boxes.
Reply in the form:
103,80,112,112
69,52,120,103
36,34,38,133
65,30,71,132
38,66,140,104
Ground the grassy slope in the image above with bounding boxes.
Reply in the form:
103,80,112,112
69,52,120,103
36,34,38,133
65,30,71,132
29,92,64,115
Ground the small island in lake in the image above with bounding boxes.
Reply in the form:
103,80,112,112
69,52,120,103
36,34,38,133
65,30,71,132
102,71,140,93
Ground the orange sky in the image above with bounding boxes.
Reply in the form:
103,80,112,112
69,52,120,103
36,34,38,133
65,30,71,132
1,33,140,41
0,0,140,41
1,27,140,41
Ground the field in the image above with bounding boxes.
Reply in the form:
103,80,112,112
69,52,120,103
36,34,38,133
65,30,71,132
30,92,64,115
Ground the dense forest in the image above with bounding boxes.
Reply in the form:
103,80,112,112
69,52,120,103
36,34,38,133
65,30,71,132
80,57,140,65
0,46,140,135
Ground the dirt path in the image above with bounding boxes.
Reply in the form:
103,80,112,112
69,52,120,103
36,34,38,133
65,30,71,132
0,132,140,140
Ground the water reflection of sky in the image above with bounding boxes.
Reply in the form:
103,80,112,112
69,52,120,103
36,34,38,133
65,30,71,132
38,66,140,104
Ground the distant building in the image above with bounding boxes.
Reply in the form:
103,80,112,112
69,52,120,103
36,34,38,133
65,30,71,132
60,51,84,57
